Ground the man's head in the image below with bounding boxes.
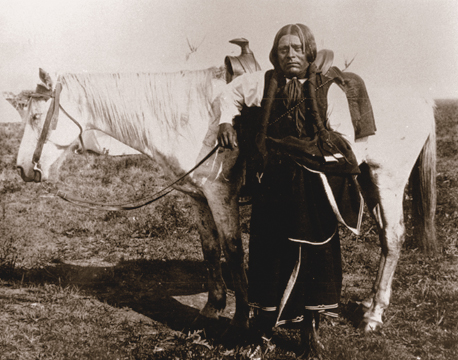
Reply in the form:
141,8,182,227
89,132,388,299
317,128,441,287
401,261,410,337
269,24,317,78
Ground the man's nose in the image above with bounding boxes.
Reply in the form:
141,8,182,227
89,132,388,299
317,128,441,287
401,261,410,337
287,46,295,57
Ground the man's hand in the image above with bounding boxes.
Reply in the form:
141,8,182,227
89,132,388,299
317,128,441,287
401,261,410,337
217,123,238,150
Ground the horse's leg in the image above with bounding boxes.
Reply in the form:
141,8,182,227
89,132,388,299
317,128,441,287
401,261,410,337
357,163,384,314
206,187,250,331
358,163,406,332
190,197,227,320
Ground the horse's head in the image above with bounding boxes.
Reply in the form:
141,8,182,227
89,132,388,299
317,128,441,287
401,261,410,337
17,69,82,182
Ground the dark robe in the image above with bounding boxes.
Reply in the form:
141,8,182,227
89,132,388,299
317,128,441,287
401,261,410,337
246,70,363,326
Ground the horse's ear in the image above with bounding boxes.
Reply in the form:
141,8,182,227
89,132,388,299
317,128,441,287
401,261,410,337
39,68,53,90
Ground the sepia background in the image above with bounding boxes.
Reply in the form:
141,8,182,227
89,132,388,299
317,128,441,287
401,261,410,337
1,0,457,99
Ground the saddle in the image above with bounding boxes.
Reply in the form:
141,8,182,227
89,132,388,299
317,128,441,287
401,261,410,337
225,38,262,83
315,50,376,139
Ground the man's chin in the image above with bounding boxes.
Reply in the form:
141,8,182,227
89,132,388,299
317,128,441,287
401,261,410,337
284,70,302,78
282,66,305,77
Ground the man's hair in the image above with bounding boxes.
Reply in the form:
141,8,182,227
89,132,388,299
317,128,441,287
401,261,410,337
269,24,317,70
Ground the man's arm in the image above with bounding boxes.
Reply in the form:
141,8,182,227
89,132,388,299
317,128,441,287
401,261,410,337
217,71,265,149
326,83,355,146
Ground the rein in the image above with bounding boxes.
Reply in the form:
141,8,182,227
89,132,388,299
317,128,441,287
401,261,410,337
48,144,219,211
32,83,220,211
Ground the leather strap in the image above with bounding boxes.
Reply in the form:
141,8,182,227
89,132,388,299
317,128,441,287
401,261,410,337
51,145,220,211
32,83,62,166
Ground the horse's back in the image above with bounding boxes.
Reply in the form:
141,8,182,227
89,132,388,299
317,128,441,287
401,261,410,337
358,90,435,184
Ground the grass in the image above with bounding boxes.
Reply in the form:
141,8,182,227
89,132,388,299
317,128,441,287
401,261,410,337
0,283,161,360
1,99,458,359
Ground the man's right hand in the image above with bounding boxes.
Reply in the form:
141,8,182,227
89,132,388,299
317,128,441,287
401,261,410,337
217,123,238,150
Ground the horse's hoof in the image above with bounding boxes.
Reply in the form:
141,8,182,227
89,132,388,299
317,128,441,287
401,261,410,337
187,314,220,334
230,315,250,332
220,323,255,348
359,318,383,333
220,325,244,348
199,303,223,320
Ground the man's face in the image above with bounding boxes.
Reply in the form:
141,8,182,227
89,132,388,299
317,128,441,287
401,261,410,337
277,34,308,78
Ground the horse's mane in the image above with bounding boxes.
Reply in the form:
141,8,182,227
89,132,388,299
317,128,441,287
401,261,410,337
58,67,226,148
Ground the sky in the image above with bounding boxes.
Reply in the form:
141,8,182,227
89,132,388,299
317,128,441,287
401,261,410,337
1,0,457,98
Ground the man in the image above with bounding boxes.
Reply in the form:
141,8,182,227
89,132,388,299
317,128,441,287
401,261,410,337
218,24,365,358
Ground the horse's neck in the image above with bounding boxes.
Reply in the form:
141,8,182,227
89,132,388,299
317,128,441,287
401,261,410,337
83,99,214,171
88,116,153,157
61,71,221,171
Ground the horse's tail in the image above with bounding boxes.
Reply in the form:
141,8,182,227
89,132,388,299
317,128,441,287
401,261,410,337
410,103,438,254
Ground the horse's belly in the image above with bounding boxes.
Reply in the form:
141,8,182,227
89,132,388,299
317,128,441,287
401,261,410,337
166,146,240,197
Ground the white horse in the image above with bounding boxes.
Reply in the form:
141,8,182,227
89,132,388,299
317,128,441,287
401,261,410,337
16,67,436,335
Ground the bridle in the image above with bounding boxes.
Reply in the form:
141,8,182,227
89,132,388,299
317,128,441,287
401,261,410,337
31,82,62,181
29,83,220,210
31,83,85,182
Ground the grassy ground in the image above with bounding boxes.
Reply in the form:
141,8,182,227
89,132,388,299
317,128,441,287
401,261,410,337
1,99,457,359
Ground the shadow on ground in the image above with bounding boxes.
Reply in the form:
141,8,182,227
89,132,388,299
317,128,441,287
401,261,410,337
14,257,369,354
19,258,236,338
